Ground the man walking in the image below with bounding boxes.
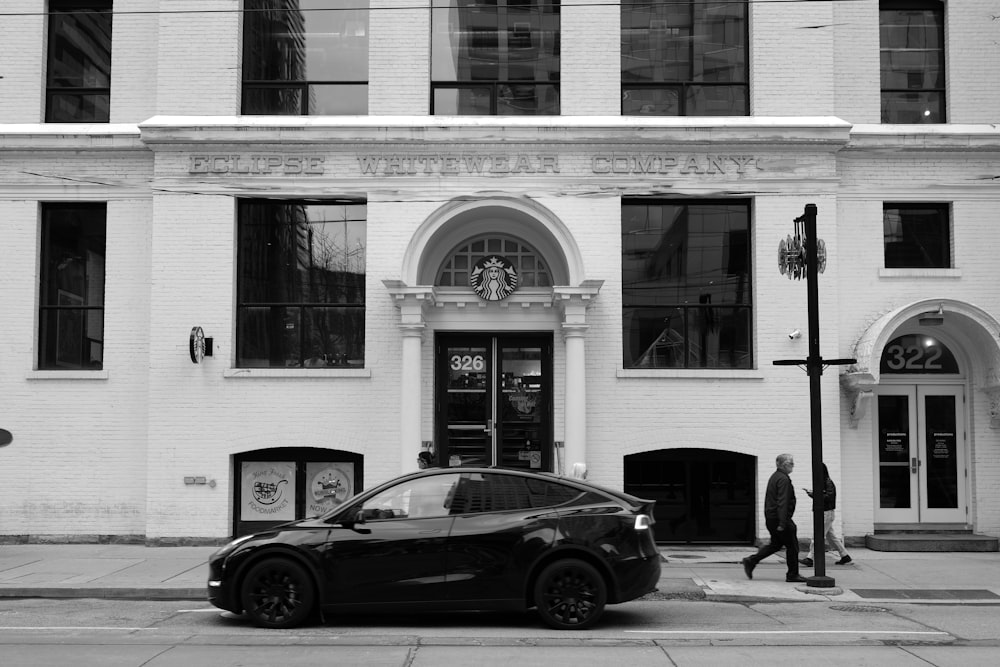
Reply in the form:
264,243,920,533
742,453,806,583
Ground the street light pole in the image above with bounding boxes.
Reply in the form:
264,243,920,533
775,204,855,588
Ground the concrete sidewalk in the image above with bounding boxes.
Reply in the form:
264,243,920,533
0,543,998,605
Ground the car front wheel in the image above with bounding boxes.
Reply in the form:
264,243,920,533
240,557,316,629
533,558,607,630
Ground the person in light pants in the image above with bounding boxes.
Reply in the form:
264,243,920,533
801,463,852,567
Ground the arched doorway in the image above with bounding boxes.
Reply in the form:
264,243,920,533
624,448,756,544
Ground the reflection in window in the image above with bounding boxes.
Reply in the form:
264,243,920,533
622,200,752,369
432,0,560,115
243,0,369,115
237,200,366,368
39,203,106,369
621,0,747,116
880,1,945,123
883,203,950,268
46,1,112,122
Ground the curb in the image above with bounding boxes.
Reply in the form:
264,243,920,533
0,587,205,601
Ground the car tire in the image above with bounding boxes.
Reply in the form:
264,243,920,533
533,558,607,630
240,557,316,629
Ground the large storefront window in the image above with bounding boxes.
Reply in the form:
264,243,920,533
431,0,560,115
621,0,747,116
46,1,112,122
880,1,945,123
38,203,106,370
622,200,751,369
243,0,369,115
237,200,366,368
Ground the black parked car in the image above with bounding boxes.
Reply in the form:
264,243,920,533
208,467,659,630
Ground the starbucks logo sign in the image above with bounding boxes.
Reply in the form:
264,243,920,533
471,255,518,301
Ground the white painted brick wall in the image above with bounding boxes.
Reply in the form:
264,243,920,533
0,1,45,123
751,1,835,116
370,0,430,114
155,1,241,115
1,2,999,543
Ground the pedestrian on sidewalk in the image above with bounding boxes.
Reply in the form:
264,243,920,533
800,463,852,567
742,453,805,582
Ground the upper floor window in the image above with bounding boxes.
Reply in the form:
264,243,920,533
883,203,950,268
243,0,369,115
432,0,560,115
46,1,112,122
622,200,752,369
621,0,747,116
237,200,366,368
880,1,945,123
39,203,106,369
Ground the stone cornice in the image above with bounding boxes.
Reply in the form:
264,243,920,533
137,115,854,150
846,124,1000,152
0,124,144,151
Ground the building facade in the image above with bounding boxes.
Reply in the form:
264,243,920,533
1,1,999,546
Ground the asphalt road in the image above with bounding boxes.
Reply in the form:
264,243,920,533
0,598,998,666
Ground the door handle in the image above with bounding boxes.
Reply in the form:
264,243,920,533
484,419,493,434
911,457,918,474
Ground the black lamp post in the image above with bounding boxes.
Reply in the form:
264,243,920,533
774,204,855,588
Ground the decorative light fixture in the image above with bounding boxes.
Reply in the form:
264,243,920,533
918,304,945,326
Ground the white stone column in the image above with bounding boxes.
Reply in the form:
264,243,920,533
384,281,435,474
554,281,602,478
399,324,424,473
563,325,588,476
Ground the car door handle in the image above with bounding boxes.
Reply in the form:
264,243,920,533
418,529,442,534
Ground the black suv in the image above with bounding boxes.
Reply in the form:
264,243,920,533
208,467,659,629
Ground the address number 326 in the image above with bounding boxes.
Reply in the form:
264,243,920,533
451,354,485,371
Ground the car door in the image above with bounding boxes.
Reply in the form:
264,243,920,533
444,471,560,604
321,473,461,606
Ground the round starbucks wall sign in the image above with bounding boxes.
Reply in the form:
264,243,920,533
471,255,518,301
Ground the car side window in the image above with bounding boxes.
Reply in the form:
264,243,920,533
360,474,461,520
448,472,535,514
524,479,595,508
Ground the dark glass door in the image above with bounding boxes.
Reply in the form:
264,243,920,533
435,333,552,471
875,385,965,523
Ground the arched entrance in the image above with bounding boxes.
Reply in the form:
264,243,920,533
624,448,756,544
385,197,602,476
843,298,1000,530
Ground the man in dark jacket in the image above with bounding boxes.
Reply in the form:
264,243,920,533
741,453,805,582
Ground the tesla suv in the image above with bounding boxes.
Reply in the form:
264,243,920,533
208,467,659,629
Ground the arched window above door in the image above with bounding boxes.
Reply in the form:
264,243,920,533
436,235,552,288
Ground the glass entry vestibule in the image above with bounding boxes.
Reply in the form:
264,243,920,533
435,333,553,471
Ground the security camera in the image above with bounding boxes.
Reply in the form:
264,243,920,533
788,329,801,340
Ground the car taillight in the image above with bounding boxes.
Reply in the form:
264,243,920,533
633,514,652,531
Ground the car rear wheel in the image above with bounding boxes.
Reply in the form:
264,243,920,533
240,557,316,629
533,558,607,630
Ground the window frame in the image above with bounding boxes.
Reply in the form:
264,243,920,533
38,202,107,370
621,198,753,370
882,202,951,269
45,0,113,123
430,0,561,116
879,0,946,124
621,0,748,116
235,198,367,369
241,0,370,115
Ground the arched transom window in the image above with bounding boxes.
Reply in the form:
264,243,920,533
437,235,552,288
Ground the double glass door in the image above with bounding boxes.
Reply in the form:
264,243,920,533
436,333,552,471
874,385,966,523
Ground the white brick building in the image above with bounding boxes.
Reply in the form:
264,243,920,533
1,1,998,549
